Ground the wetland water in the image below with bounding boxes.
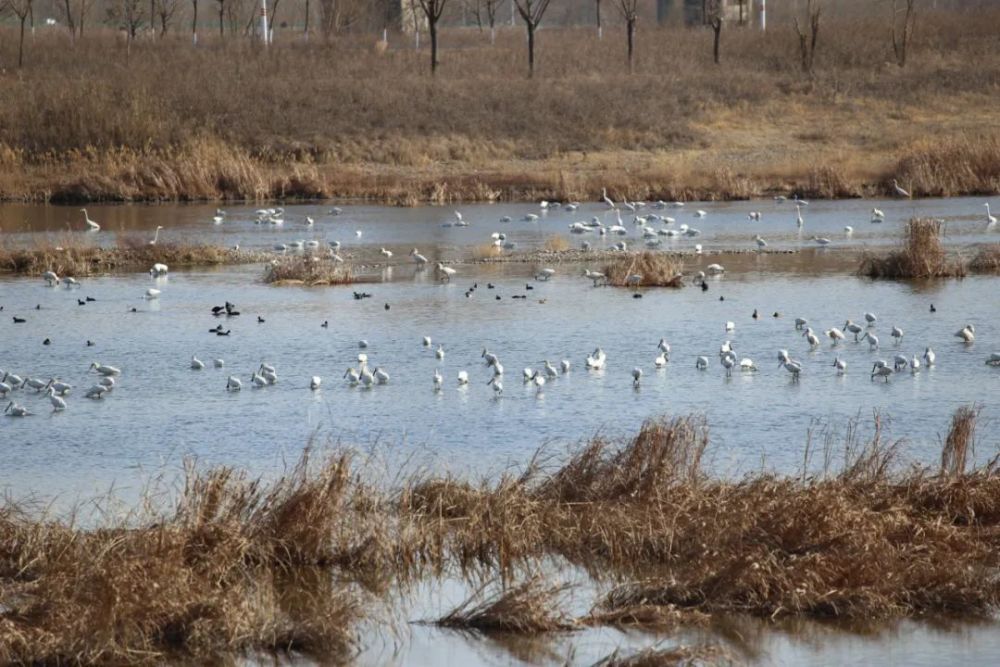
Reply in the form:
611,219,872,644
1,196,998,665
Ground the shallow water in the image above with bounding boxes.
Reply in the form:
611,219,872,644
1,195,997,255
1,199,999,666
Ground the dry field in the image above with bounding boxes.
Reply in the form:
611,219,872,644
0,6,998,203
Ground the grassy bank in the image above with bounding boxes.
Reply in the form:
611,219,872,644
3,408,999,662
1,9,999,204
859,218,999,279
0,236,265,277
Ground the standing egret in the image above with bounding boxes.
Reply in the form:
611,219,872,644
781,359,803,381
374,368,390,384
986,203,998,226
149,226,164,245
433,369,443,389
45,379,72,396
864,312,878,327
833,357,847,374
560,359,571,374
191,356,205,370
720,352,736,377
543,361,558,379
844,320,864,341
89,362,121,376
955,324,975,342
893,354,909,371
891,179,911,198
825,328,845,345
487,377,503,396
924,347,936,366
436,263,457,282
601,187,616,209
43,270,59,286
795,205,804,227
891,326,904,344
84,385,108,399
436,345,445,360
804,328,820,348
861,332,880,350
343,368,360,386
310,376,322,390
754,235,767,250
251,372,268,388
380,247,393,258
81,209,100,231
226,376,242,391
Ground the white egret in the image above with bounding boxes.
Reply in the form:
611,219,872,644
149,226,164,245
62,276,80,288
586,347,606,370
844,320,864,341
864,312,878,326
795,205,804,227
144,288,161,300
924,347,936,366
955,324,975,343
560,360,571,374
543,361,558,379
436,344,445,360
343,368,360,386
226,376,242,391
754,235,767,250
986,203,998,226
811,236,831,246
632,367,643,387
84,385,108,399
89,362,121,376
457,370,469,385
2,372,23,388
833,357,847,374
380,247,393,258
251,372,268,388
433,369,443,389
522,367,534,383
825,328,845,344
487,377,503,396
81,209,100,231
43,270,59,286
4,401,31,416
891,179,911,198
45,379,72,396
695,356,709,370
720,352,736,377
191,356,205,370
359,367,375,388
861,332,880,350
654,353,667,368
804,328,820,348
891,326,904,344
601,188,615,209
150,263,169,276
374,368,390,384
781,359,803,381
893,354,909,371
22,377,48,392
436,262,457,282
658,338,671,356
0,382,11,397
310,376,322,390
871,208,885,222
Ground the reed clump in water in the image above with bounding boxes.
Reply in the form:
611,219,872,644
434,578,575,635
0,449,378,664
263,256,355,286
969,244,1000,274
0,235,257,277
603,252,684,288
859,218,966,279
403,410,1000,621
592,644,731,667
542,235,571,252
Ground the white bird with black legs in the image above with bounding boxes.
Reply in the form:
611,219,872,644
924,346,936,366
986,203,998,226
862,332,880,350
5,401,31,416
602,188,616,209
43,270,59,286
781,359,803,381
359,367,375,388
543,361,558,379
250,372,268,388
803,328,821,348
795,204,804,228
891,326,904,344
90,362,121,376
457,371,469,386
22,377,47,392
893,354,909,371
310,376,322,390
374,368,390,385
865,312,878,327
487,377,503,396
632,367,643,387
844,320,864,341
3,372,23,388
433,369,443,390
226,376,242,391
436,262,457,282
45,387,67,412
84,385,108,399
343,367,360,386
436,344,445,360
754,235,767,250
720,351,736,377
81,209,100,231
825,328,845,345
45,379,72,396
872,364,894,382
833,357,847,374
149,226,164,246
955,324,975,343
150,263,169,276
191,356,205,370
696,356,709,370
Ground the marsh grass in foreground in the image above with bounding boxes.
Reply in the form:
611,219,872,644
2,408,998,663
969,244,1000,274
603,252,685,288
859,218,967,279
0,235,261,277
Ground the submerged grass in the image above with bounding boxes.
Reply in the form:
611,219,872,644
435,578,575,635
592,644,731,667
859,218,966,279
603,252,685,288
0,235,260,277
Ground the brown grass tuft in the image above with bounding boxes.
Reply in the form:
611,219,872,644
969,245,1000,274
941,406,979,478
264,256,355,286
543,236,571,252
592,644,731,667
435,578,576,635
859,218,966,279
604,252,685,288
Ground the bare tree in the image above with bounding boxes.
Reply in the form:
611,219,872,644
484,0,500,43
793,0,822,74
513,0,552,77
595,0,601,38
416,0,449,74
463,0,482,30
267,0,281,40
215,0,224,36
60,0,95,39
154,0,179,34
890,0,916,68
60,0,77,38
615,0,637,73
302,0,310,38
6,0,34,67
708,0,722,64
318,0,364,40
191,0,198,42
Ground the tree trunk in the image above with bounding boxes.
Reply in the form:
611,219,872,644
626,17,634,73
18,15,27,68
303,0,309,38
192,0,198,43
712,19,721,64
596,0,601,39
527,21,534,77
63,0,76,41
429,18,438,74
219,4,224,36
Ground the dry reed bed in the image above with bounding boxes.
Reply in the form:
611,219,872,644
593,644,731,667
969,244,1000,274
264,255,355,286
0,235,262,277
3,408,998,662
403,408,1000,621
603,252,685,288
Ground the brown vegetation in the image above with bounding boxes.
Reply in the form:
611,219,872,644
263,255,355,286
1,7,999,203
3,408,999,661
969,244,1000,274
0,235,260,276
859,218,966,279
593,644,731,667
604,252,685,287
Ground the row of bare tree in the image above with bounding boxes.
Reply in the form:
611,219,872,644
1,0,921,74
